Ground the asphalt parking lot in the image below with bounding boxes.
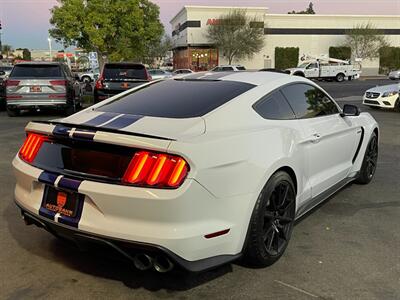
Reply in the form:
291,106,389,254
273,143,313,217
0,79,399,299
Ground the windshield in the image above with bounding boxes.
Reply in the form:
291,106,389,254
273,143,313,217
103,64,147,80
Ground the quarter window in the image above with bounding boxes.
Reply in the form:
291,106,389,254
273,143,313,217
281,84,339,118
253,90,296,120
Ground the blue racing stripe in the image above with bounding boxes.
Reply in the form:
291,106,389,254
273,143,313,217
58,177,82,192
100,114,143,130
52,125,71,137
58,196,85,228
38,171,59,186
72,129,96,141
39,207,56,221
82,112,120,127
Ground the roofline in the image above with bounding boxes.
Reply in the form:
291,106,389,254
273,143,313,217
265,13,400,18
170,5,268,24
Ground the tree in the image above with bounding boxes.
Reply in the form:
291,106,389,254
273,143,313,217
345,23,389,63
1,44,13,58
206,10,264,65
143,35,172,66
22,48,31,61
49,0,164,68
288,2,315,14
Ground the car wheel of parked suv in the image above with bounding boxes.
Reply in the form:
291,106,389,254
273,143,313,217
244,171,296,267
6,107,20,117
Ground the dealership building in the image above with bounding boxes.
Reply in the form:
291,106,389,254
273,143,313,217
170,6,400,75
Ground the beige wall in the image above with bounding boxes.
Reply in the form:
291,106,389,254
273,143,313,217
171,6,400,75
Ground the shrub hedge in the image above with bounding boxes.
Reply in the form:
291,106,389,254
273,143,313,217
379,47,400,74
275,47,299,70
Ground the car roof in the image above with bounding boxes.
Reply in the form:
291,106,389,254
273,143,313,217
178,71,310,86
14,62,64,66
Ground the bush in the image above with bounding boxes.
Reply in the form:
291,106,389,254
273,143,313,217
329,46,351,60
379,47,400,74
275,47,299,70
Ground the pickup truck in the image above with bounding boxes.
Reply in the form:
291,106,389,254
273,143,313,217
286,61,360,82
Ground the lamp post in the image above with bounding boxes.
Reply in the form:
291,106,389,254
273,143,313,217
47,37,52,61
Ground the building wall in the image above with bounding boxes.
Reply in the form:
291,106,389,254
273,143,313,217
171,6,400,75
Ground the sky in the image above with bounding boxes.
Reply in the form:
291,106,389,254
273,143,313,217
0,0,399,50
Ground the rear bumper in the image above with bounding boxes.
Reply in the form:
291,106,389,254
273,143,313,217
7,99,68,109
18,207,240,272
13,155,250,269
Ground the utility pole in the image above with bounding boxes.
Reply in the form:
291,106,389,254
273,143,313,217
0,20,3,59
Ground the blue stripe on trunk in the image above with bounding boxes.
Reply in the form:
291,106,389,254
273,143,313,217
58,177,82,192
82,112,120,126
100,114,143,130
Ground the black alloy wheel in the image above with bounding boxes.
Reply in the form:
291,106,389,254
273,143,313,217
356,132,378,184
263,181,296,256
244,171,296,267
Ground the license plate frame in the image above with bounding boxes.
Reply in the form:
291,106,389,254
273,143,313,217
42,186,82,218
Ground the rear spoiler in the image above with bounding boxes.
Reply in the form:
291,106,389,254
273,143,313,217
32,120,175,141
24,120,174,153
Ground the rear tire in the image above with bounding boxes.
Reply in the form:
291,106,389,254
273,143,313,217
243,171,296,267
336,73,345,82
355,132,378,184
6,107,20,117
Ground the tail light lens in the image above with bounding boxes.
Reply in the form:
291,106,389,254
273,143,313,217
95,78,104,89
6,80,20,87
145,69,152,81
50,80,67,86
122,151,189,188
19,133,48,163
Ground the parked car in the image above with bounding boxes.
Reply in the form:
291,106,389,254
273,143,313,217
5,62,81,117
363,83,399,111
211,65,246,72
0,78,5,110
0,65,13,78
259,68,290,74
13,71,379,272
388,70,400,80
148,69,173,80
172,69,194,75
94,63,151,103
77,68,100,82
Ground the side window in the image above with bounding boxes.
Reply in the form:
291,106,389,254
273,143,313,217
222,67,234,71
253,90,296,120
307,63,318,69
281,84,339,119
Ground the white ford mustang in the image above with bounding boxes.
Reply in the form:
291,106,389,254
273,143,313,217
13,72,379,273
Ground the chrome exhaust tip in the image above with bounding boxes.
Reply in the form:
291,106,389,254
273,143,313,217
153,255,174,273
133,253,153,271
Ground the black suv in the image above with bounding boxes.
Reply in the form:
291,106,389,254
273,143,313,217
94,63,151,103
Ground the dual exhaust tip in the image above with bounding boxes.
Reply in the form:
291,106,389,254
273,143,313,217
133,253,174,273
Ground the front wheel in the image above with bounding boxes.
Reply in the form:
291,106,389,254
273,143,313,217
355,132,378,184
394,98,400,112
243,171,296,267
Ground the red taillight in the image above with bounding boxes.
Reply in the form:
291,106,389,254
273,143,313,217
19,133,48,163
50,80,67,86
122,151,189,188
95,78,104,89
145,69,152,81
6,80,20,87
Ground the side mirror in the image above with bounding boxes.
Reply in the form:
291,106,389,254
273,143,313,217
0,71,5,76
341,104,360,117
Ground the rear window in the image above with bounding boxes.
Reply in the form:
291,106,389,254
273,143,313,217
236,66,246,70
98,79,255,118
11,65,62,78
103,64,147,80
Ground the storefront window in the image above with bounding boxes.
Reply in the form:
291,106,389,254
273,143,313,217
173,48,218,71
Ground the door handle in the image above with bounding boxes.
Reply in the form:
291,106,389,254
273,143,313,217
310,133,321,143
